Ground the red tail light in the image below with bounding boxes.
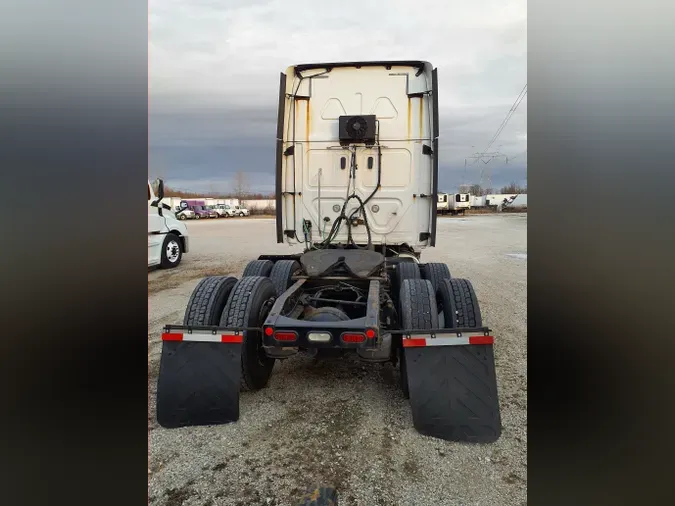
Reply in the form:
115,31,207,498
365,329,376,339
274,331,297,342
264,326,274,336
342,333,366,343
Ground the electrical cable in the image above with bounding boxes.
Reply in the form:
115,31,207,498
344,122,382,249
481,84,527,154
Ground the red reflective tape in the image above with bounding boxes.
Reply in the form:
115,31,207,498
221,334,243,343
162,333,183,341
403,338,426,347
469,335,494,345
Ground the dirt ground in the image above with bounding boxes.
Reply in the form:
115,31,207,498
148,214,527,506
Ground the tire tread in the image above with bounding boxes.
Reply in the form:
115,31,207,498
242,259,274,277
220,276,277,391
269,260,300,296
421,262,452,293
183,276,238,326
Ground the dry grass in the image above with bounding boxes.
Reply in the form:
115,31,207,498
148,264,241,295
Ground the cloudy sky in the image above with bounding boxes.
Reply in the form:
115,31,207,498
149,0,527,194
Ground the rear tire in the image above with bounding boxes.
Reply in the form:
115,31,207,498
242,259,274,277
269,260,300,296
220,276,277,391
399,279,438,398
421,262,451,293
394,261,420,304
183,276,238,325
437,278,482,328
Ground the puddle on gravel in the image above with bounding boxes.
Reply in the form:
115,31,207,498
506,253,527,260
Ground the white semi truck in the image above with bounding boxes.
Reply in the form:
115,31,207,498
148,179,189,268
155,61,501,443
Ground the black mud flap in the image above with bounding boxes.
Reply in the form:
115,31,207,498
405,345,502,442
156,341,242,428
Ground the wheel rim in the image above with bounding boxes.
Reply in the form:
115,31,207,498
166,240,180,263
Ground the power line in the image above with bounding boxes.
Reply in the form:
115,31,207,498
482,84,527,154
507,149,527,163
465,84,527,190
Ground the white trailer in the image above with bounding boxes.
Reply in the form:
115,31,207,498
502,194,527,209
470,195,484,207
437,193,449,215
448,193,471,215
485,194,518,210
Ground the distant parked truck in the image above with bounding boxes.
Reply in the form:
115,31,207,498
183,200,215,219
204,204,230,218
232,205,249,217
437,193,449,215
211,204,236,218
448,193,471,215
174,204,195,220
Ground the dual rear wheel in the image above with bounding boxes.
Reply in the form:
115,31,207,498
156,271,280,428
397,262,501,442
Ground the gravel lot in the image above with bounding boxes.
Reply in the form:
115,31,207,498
148,214,527,506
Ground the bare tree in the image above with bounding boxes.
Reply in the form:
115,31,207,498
469,184,483,196
500,181,527,194
232,171,249,201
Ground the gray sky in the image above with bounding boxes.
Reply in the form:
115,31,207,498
149,0,527,194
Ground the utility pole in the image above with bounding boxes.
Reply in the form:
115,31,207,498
464,150,509,192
